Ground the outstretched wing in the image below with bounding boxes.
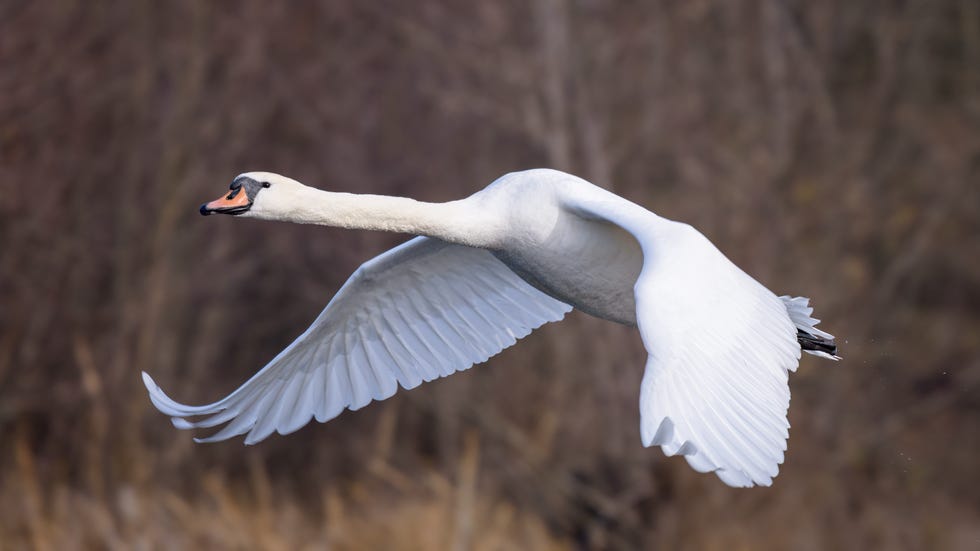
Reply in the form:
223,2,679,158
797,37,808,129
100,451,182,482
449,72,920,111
565,196,801,487
143,237,572,444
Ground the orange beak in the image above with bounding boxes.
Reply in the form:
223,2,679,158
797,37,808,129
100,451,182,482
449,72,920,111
200,186,251,216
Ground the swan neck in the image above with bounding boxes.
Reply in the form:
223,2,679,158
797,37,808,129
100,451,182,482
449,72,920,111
284,187,490,247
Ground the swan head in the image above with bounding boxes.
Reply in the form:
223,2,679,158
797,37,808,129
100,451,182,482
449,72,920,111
200,172,306,219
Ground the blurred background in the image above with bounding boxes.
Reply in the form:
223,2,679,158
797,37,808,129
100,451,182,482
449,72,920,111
2,1,979,549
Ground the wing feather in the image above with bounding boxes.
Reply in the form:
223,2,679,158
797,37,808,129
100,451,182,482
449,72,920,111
143,237,572,443
565,196,802,487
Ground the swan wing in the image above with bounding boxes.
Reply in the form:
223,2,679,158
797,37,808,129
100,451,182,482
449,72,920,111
143,236,572,444
565,196,801,487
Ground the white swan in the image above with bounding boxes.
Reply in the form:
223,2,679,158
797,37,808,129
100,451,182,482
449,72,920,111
143,168,838,487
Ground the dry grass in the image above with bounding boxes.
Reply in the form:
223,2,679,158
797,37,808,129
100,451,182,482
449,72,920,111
2,429,569,551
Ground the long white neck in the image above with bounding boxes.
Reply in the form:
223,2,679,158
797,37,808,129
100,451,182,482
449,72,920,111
251,185,497,248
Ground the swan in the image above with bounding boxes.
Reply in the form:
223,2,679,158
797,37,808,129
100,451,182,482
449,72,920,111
143,168,839,487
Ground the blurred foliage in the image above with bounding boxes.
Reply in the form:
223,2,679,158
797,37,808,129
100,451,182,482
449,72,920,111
1,0,978,549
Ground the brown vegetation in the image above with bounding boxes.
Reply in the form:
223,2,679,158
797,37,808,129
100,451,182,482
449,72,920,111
1,1,978,549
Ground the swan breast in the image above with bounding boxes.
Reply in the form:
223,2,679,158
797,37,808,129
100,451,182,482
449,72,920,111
492,207,643,326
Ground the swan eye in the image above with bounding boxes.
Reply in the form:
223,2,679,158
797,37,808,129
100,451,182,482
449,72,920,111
262,182,271,188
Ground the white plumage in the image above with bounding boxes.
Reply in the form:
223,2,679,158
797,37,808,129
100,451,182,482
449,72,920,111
145,238,571,444
145,168,838,487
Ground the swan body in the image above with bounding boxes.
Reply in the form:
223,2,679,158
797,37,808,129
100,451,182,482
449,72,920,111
479,172,645,324
145,168,839,487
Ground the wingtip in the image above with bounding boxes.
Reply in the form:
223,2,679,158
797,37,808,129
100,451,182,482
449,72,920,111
141,371,222,417
172,417,195,430
716,466,773,488
141,371,178,415
644,416,674,447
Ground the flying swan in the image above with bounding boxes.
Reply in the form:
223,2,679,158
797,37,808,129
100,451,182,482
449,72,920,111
143,168,839,487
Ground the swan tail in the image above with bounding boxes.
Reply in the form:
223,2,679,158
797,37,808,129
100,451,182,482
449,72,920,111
780,296,840,360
